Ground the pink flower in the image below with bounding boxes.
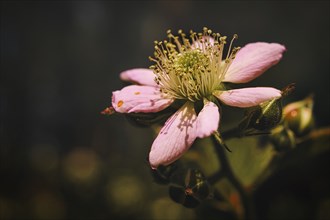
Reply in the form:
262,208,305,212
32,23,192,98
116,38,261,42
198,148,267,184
111,28,285,169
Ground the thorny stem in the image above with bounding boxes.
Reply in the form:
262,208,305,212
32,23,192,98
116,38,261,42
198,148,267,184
211,133,255,220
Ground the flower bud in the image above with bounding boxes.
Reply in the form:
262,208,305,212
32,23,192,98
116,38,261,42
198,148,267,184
253,98,283,130
282,95,314,137
168,169,212,208
239,98,283,134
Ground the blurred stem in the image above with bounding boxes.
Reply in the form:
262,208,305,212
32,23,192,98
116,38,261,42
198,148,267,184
296,126,330,144
211,133,254,220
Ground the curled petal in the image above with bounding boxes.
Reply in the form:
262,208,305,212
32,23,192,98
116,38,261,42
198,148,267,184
149,102,197,169
120,68,158,87
224,42,286,83
112,85,173,113
196,101,220,138
214,87,281,108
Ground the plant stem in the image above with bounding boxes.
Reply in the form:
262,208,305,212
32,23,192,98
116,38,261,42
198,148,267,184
211,134,255,220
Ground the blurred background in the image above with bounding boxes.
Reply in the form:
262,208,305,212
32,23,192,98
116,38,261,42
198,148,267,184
1,1,329,220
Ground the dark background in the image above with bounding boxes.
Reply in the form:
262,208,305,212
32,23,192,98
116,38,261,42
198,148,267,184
1,1,329,220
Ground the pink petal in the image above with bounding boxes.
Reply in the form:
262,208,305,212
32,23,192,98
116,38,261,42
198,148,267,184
149,102,197,169
223,42,286,83
214,87,281,108
196,101,220,138
120,68,158,87
112,85,173,113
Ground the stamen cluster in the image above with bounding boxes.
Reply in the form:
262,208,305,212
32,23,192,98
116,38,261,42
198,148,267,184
149,27,240,102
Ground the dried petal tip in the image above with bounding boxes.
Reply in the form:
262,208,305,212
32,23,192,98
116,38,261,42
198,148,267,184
101,107,115,116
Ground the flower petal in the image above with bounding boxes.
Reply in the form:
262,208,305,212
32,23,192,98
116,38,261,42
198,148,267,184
149,102,197,169
223,42,286,83
196,101,220,138
120,68,158,87
112,85,173,113
214,87,281,108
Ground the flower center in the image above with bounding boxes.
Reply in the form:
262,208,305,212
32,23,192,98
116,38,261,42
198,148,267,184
174,50,208,74
149,28,240,102
172,50,212,100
